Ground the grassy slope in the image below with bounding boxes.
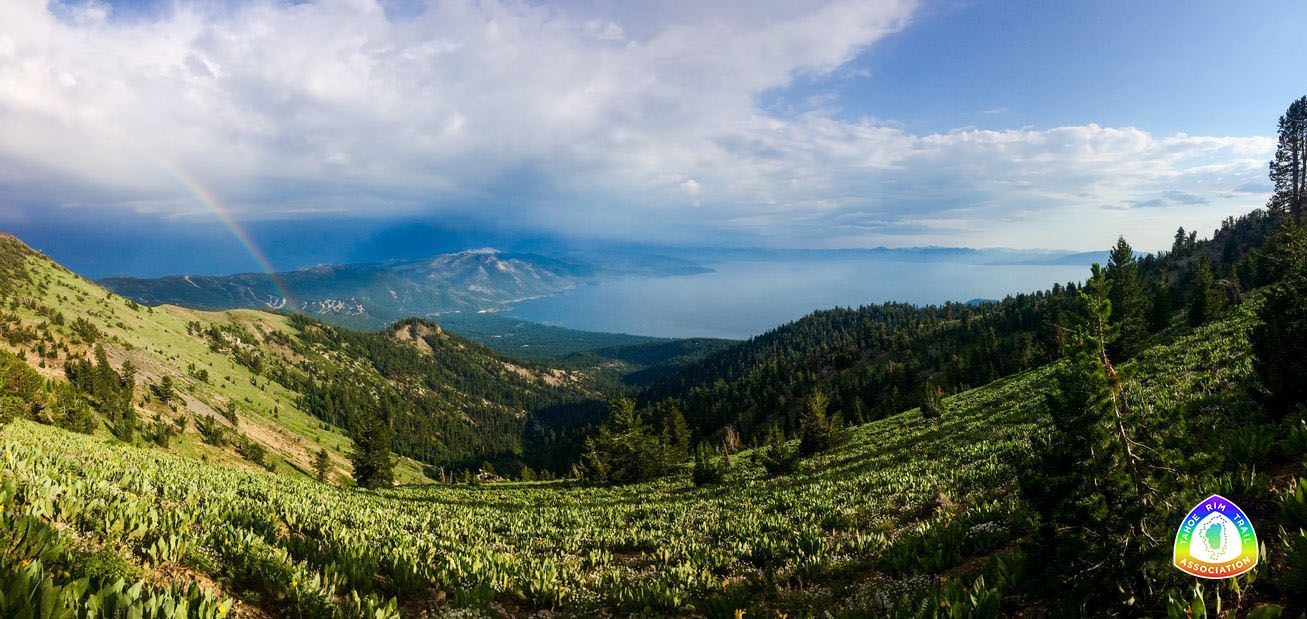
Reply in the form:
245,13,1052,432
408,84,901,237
0,233,427,483
4,284,1290,615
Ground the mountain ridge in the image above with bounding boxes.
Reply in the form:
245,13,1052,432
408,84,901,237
97,248,709,330
0,231,615,480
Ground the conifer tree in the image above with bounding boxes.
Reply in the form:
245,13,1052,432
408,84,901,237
919,381,944,420
659,407,691,469
1106,237,1146,358
580,397,661,484
758,425,798,476
1251,225,1307,415
798,388,842,455
1269,95,1307,224
1188,260,1216,327
1018,264,1150,609
350,415,394,489
1148,279,1172,332
154,375,175,405
1172,227,1188,257
691,442,724,485
313,447,331,482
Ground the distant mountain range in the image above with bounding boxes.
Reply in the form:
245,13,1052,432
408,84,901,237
99,244,1106,334
673,246,1112,265
99,248,709,329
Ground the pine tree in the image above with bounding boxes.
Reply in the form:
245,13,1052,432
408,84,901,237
350,415,394,489
659,407,690,469
1148,279,1172,332
1106,237,1147,358
1269,95,1307,224
1188,260,1216,327
1172,227,1188,257
691,442,724,486
580,397,661,484
1018,264,1150,609
112,406,137,443
919,382,944,420
154,375,175,405
758,425,798,476
798,388,842,455
1251,225,1307,415
313,447,331,482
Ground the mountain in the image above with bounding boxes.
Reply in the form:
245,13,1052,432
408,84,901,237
0,232,611,480
635,210,1279,446
672,245,1109,265
98,248,709,330
429,311,668,360
5,222,1304,615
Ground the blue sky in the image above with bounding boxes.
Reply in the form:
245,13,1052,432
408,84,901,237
811,1,1306,137
0,0,1301,276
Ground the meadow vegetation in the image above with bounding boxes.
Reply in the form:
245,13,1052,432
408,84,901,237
2,96,1307,615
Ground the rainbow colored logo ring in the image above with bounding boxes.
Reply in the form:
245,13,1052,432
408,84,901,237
1173,494,1258,579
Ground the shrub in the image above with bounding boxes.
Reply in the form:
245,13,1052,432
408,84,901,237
195,414,230,447
237,436,273,471
0,396,21,426
70,316,99,343
221,400,240,426
799,389,844,456
1282,414,1307,460
1279,528,1307,598
0,348,43,408
145,412,176,447
42,381,96,434
757,426,798,476
691,443,724,486
1224,425,1275,469
920,383,945,420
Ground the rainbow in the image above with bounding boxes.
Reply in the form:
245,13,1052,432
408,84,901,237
150,158,298,311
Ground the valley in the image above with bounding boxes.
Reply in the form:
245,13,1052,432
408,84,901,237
3,205,1307,616
6,4,1307,617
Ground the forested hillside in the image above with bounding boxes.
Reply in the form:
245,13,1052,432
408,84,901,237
4,228,1306,615
0,233,610,484
639,208,1281,448
2,95,1306,616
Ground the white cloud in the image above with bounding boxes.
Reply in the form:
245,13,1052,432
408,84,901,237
0,0,1277,251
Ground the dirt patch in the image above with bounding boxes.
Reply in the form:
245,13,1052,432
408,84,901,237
501,362,576,388
389,321,441,355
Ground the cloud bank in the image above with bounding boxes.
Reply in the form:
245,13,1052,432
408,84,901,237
0,0,1275,251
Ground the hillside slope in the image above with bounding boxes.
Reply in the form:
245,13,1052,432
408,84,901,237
3,277,1301,616
99,249,709,331
0,233,606,481
641,210,1278,446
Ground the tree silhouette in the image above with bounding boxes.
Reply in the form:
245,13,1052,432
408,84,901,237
1269,95,1307,224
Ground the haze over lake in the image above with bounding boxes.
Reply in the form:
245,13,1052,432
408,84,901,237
508,256,1091,339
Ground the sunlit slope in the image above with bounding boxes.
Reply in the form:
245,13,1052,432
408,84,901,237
1,294,1266,615
0,233,398,480
1,232,616,482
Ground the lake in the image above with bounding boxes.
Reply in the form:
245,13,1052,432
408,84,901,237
507,256,1091,339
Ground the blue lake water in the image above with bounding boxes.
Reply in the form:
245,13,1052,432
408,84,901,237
507,257,1091,340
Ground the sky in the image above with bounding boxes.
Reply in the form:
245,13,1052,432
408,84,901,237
0,0,1303,277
